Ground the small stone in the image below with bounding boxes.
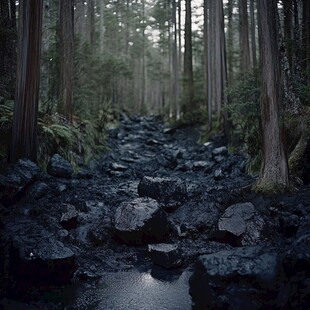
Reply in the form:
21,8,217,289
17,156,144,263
47,154,73,178
148,243,182,269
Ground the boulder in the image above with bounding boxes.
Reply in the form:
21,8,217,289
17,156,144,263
0,159,41,205
189,246,284,310
148,243,182,269
213,202,266,246
60,204,78,230
114,197,169,244
5,219,76,285
47,154,73,178
138,176,188,205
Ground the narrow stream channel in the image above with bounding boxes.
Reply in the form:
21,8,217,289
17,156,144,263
42,268,193,309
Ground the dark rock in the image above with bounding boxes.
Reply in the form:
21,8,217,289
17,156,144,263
88,216,112,245
114,197,169,244
146,138,161,146
279,212,300,237
110,162,128,171
26,182,49,200
192,161,212,171
213,202,266,246
6,219,76,286
138,176,188,204
214,169,224,180
0,159,40,205
189,246,284,310
212,146,228,157
75,168,93,179
148,243,182,269
47,154,73,178
60,204,78,230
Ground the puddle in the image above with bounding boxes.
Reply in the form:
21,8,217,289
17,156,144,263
44,268,192,310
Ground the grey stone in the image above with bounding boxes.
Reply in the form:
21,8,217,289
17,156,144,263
47,154,73,178
148,243,182,269
215,203,266,246
114,197,169,244
138,176,188,204
189,246,283,310
60,204,78,230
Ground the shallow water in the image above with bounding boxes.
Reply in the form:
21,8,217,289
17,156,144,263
43,268,192,310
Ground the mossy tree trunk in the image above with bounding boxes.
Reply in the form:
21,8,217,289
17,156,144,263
255,0,290,193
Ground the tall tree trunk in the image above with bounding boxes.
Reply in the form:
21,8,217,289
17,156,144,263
283,0,293,68
99,0,105,53
239,0,251,73
255,0,289,192
0,0,16,99
183,0,194,117
227,0,234,83
10,0,43,163
59,0,74,120
249,0,257,68
204,0,208,113
88,0,95,48
302,0,310,87
75,0,86,43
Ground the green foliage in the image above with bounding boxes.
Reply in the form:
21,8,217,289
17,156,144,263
38,113,106,169
226,71,261,172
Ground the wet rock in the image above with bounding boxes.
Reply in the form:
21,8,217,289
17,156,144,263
212,146,228,157
192,161,212,171
60,204,78,230
213,202,266,246
214,169,224,180
114,197,169,244
110,162,128,171
138,176,188,205
0,159,40,205
26,182,49,200
148,243,182,269
88,216,112,245
189,246,284,310
47,154,73,178
6,220,76,285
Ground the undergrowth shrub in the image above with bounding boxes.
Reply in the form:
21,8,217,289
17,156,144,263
0,100,106,170
226,71,261,173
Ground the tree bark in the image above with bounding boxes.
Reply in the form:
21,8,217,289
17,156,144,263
0,0,16,99
99,0,105,53
59,0,74,120
249,0,257,68
10,0,43,163
239,0,251,73
183,0,194,117
255,0,290,192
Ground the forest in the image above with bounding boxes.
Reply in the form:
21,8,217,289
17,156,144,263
0,0,310,309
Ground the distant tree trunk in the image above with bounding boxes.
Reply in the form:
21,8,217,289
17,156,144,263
0,0,16,99
204,0,209,113
183,0,194,117
99,0,105,53
255,0,289,192
249,0,257,68
75,0,86,43
214,0,227,128
208,0,214,131
283,0,293,68
227,0,234,83
302,0,310,87
10,0,43,163
58,0,74,120
239,0,251,73
172,0,180,119
88,0,95,48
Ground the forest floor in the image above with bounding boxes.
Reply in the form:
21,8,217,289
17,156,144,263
0,115,309,309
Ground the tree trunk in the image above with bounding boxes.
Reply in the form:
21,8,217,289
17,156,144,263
88,0,95,48
227,0,234,83
0,0,16,99
255,0,290,193
59,0,74,120
302,0,310,87
239,0,251,73
10,0,43,163
183,0,194,117
283,0,293,68
204,0,209,114
99,0,105,53
249,0,257,68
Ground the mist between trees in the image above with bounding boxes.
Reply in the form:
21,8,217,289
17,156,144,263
0,0,310,193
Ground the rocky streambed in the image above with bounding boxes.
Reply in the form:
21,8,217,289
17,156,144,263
0,115,309,309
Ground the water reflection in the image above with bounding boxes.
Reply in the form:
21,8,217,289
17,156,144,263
61,268,192,310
